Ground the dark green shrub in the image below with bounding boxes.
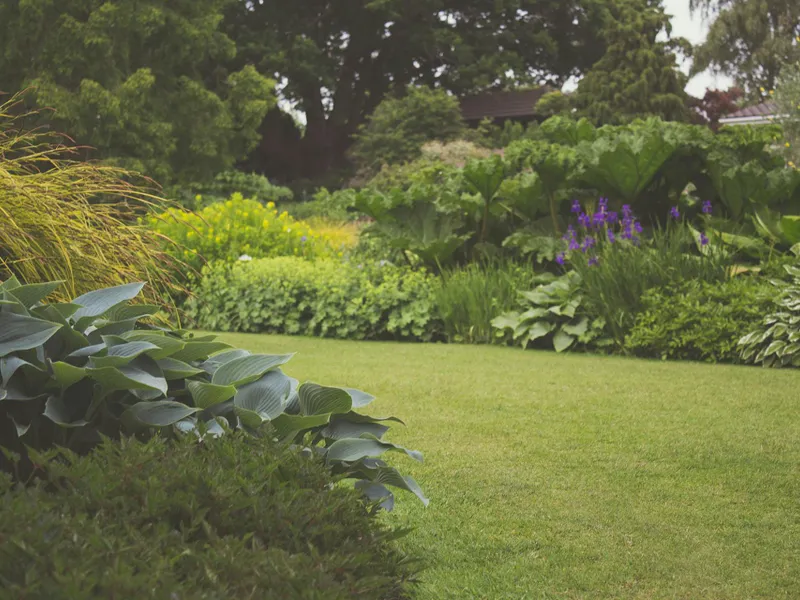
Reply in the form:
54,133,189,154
0,277,426,506
626,277,773,363
0,435,418,599
187,258,438,341
167,170,294,211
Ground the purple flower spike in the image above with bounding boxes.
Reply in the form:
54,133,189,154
599,197,608,210
568,238,580,251
301,235,308,243
634,221,643,234
592,212,605,227
588,256,599,266
578,212,591,228
606,211,618,224
555,252,566,265
607,229,616,243
700,232,709,246
581,236,596,251
571,199,581,214
669,206,680,220
702,200,712,215
622,204,632,218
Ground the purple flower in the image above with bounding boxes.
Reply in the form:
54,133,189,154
622,204,632,218
606,211,618,224
634,221,643,234
301,235,307,243
555,252,566,265
598,197,608,212
568,238,580,251
588,256,599,266
578,212,591,228
581,236,596,252
669,206,680,220
607,229,616,243
592,212,605,227
702,200,712,215
562,224,577,241
700,232,709,246
571,199,581,214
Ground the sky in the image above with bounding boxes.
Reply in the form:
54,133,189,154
663,0,734,96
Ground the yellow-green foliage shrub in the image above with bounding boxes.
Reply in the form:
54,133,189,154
150,194,343,270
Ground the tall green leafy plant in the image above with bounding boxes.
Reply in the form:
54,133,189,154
0,278,426,508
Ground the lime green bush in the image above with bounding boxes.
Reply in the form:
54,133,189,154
0,435,418,599
187,257,438,341
150,194,342,271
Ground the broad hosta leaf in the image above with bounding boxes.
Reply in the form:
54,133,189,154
322,418,390,440
0,312,62,357
325,436,423,464
72,282,145,329
120,331,185,359
50,361,86,388
88,341,160,368
1,356,42,383
526,321,554,342
561,317,589,337
234,407,265,429
211,354,294,387
343,388,375,409
44,396,89,428
68,343,107,359
104,304,159,322
491,312,520,331
171,341,233,362
355,481,395,511
157,357,203,380
552,330,576,352
87,357,168,395
123,400,200,427
187,380,237,410
299,383,352,416
8,281,63,309
270,413,332,437
363,466,430,507
233,370,290,421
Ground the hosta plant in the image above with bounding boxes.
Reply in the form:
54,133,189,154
0,277,426,509
738,265,800,367
491,271,609,352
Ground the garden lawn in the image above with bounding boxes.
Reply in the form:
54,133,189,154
218,333,800,599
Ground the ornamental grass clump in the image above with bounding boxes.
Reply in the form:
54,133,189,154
556,198,731,347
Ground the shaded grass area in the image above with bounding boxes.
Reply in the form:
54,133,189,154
218,333,800,599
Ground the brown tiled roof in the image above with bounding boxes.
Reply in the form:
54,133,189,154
723,101,777,119
460,88,550,121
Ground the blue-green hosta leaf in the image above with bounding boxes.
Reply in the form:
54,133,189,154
120,331,186,359
8,281,63,309
552,330,576,352
0,312,62,357
68,343,107,359
123,400,200,427
526,321,554,342
284,377,300,413
343,388,375,409
50,361,86,388
0,276,21,291
361,466,429,507
187,381,236,409
88,341,160,368
72,283,145,330
171,341,233,362
44,396,89,428
9,414,28,437
491,312,520,331
0,388,6,401
87,357,167,395
299,383,352,416
270,413,332,437
87,318,139,339
233,370,290,421
0,297,29,316
561,317,589,337
325,436,423,464
211,354,294,387
355,481,395,511
1,356,43,384
322,418,390,440
235,407,266,429
157,357,203,380
104,303,159,322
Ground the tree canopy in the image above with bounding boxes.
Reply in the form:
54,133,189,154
690,0,800,96
571,0,691,124
0,0,275,184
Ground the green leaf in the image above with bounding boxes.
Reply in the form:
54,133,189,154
343,388,375,409
88,341,160,368
270,413,332,437
72,282,145,329
120,331,186,359
87,357,168,395
526,321,554,342
325,436,423,464
1,356,42,383
123,400,200,427
562,317,589,337
8,281,63,309
50,361,87,388
43,396,88,428
156,357,203,380
0,312,62,357
104,304,159,322
171,341,233,362
322,417,390,440
553,330,576,352
187,380,237,410
211,353,293,387
491,312,520,331
233,370,290,420
299,383,352,416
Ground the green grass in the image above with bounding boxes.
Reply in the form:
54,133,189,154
218,333,800,599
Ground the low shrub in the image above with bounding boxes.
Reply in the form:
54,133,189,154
626,277,773,363
187,257,438,341
434,260,539,344
739,264,800,367
167,170,293,210
492,271,611,352
0,277,426,507
150,194,343,271
0,435,419,599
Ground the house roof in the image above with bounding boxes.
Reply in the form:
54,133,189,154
719,101,778,125
460,88,550,121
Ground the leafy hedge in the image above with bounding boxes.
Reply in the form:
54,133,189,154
187,257,438,341
0,435,418,599
626,277,773,363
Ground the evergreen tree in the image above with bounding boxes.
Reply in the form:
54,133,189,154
572,0,691,125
